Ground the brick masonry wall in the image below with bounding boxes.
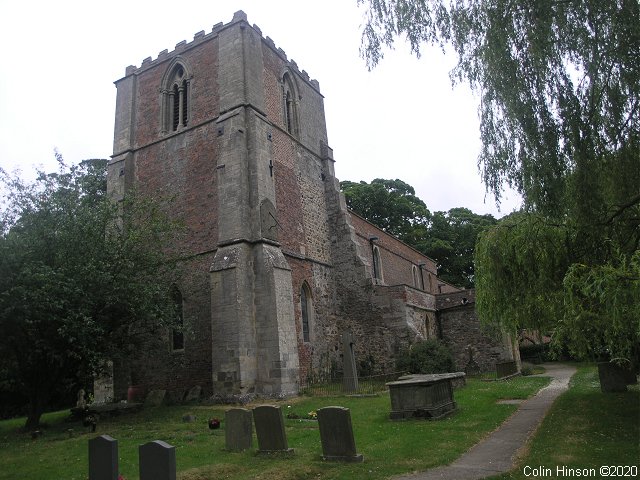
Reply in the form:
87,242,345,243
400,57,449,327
348,213,439,292
436,290,512,373
109,23,226,398
112,254,215,400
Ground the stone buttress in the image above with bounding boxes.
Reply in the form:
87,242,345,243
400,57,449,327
210,15,299,397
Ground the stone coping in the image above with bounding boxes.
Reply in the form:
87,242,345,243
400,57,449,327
387,372,466,386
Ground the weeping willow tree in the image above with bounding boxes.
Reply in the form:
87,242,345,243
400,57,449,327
359,0,640,362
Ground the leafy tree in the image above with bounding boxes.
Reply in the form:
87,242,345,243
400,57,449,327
474,213,571,336
417,208,496,288
0,158,180,429
341,179,495,287
396,339,455,374
340,178,431,245
359,0,640,364
359,0,639,213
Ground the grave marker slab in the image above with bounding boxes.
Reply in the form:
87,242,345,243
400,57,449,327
341,332,358,393
253,405,293,454
184,385,202,403
145,389,167,407
317,407,363,462
225,408,253,451
165,389,186,405
495,360,518,379
387,372,464,420
93,361,114,404
88,435,118,480
139,440,176,480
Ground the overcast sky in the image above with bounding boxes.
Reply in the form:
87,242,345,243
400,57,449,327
0,0,522,217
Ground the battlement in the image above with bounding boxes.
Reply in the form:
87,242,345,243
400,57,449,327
121,10,320,93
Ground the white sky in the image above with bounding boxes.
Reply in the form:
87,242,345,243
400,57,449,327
0,0,521,217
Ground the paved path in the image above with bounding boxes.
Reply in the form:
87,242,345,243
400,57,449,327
393,363,577,480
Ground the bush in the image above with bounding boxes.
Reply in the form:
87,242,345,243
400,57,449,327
396,339,455,374
519,343,552,364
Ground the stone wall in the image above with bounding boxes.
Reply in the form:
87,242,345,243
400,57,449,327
436,290,515,373
348,213,438,291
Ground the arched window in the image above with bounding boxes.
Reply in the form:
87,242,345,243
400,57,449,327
412,265,421,289
171,287,184,351
300,283,313,343
372,245,383,283
161,60,191,134
282,71,299,137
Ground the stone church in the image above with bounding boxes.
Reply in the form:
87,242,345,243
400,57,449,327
106,11,517,401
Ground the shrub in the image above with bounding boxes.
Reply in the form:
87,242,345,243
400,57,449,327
519,343,552,364
396,339,455,374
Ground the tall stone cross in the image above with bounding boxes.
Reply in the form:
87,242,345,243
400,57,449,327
341,331,358,393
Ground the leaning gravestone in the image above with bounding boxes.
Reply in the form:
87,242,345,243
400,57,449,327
317,407,363,462
93,361,114,404
253,405,293,454
139,440,176,480
88,435,118,480
184,385,202,403
165,389,186,405
225,408,253,451
341,332,359,393
145,389,167,407
76,389,87,409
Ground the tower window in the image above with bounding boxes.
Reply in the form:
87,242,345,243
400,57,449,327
172,85,180,131
161,61,191,134
301,283,313,343
282,72,299,137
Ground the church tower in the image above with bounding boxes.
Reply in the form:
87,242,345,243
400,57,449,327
107,11,338,398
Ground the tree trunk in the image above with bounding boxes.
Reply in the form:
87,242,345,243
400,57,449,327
24,396,45,431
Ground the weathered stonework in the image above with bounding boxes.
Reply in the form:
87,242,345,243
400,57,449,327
437,290,521,373
107,10,515,400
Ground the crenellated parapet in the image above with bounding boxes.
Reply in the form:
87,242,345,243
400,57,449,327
120,10,321,93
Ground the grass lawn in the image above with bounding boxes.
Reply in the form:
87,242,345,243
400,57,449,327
490,364,640,480
0,375,549,480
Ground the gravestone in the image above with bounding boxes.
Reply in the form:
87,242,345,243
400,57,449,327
165,389,186,405
341,332,358,393
139,440,176,480
184,385,202,403
253,405,293,454
225,408,253,451
93,361,114,404
387,372,464,420
495,360,518,379
317,407,363,462
464,346,480,375
182,414,197,423
88,435,118,480
76,389,87,409
145,389,166,407
597,361,636,393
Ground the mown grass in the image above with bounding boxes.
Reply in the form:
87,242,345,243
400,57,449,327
0,375,549,480
490,364,639,479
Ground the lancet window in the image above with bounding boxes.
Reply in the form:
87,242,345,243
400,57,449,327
161,61,191,134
